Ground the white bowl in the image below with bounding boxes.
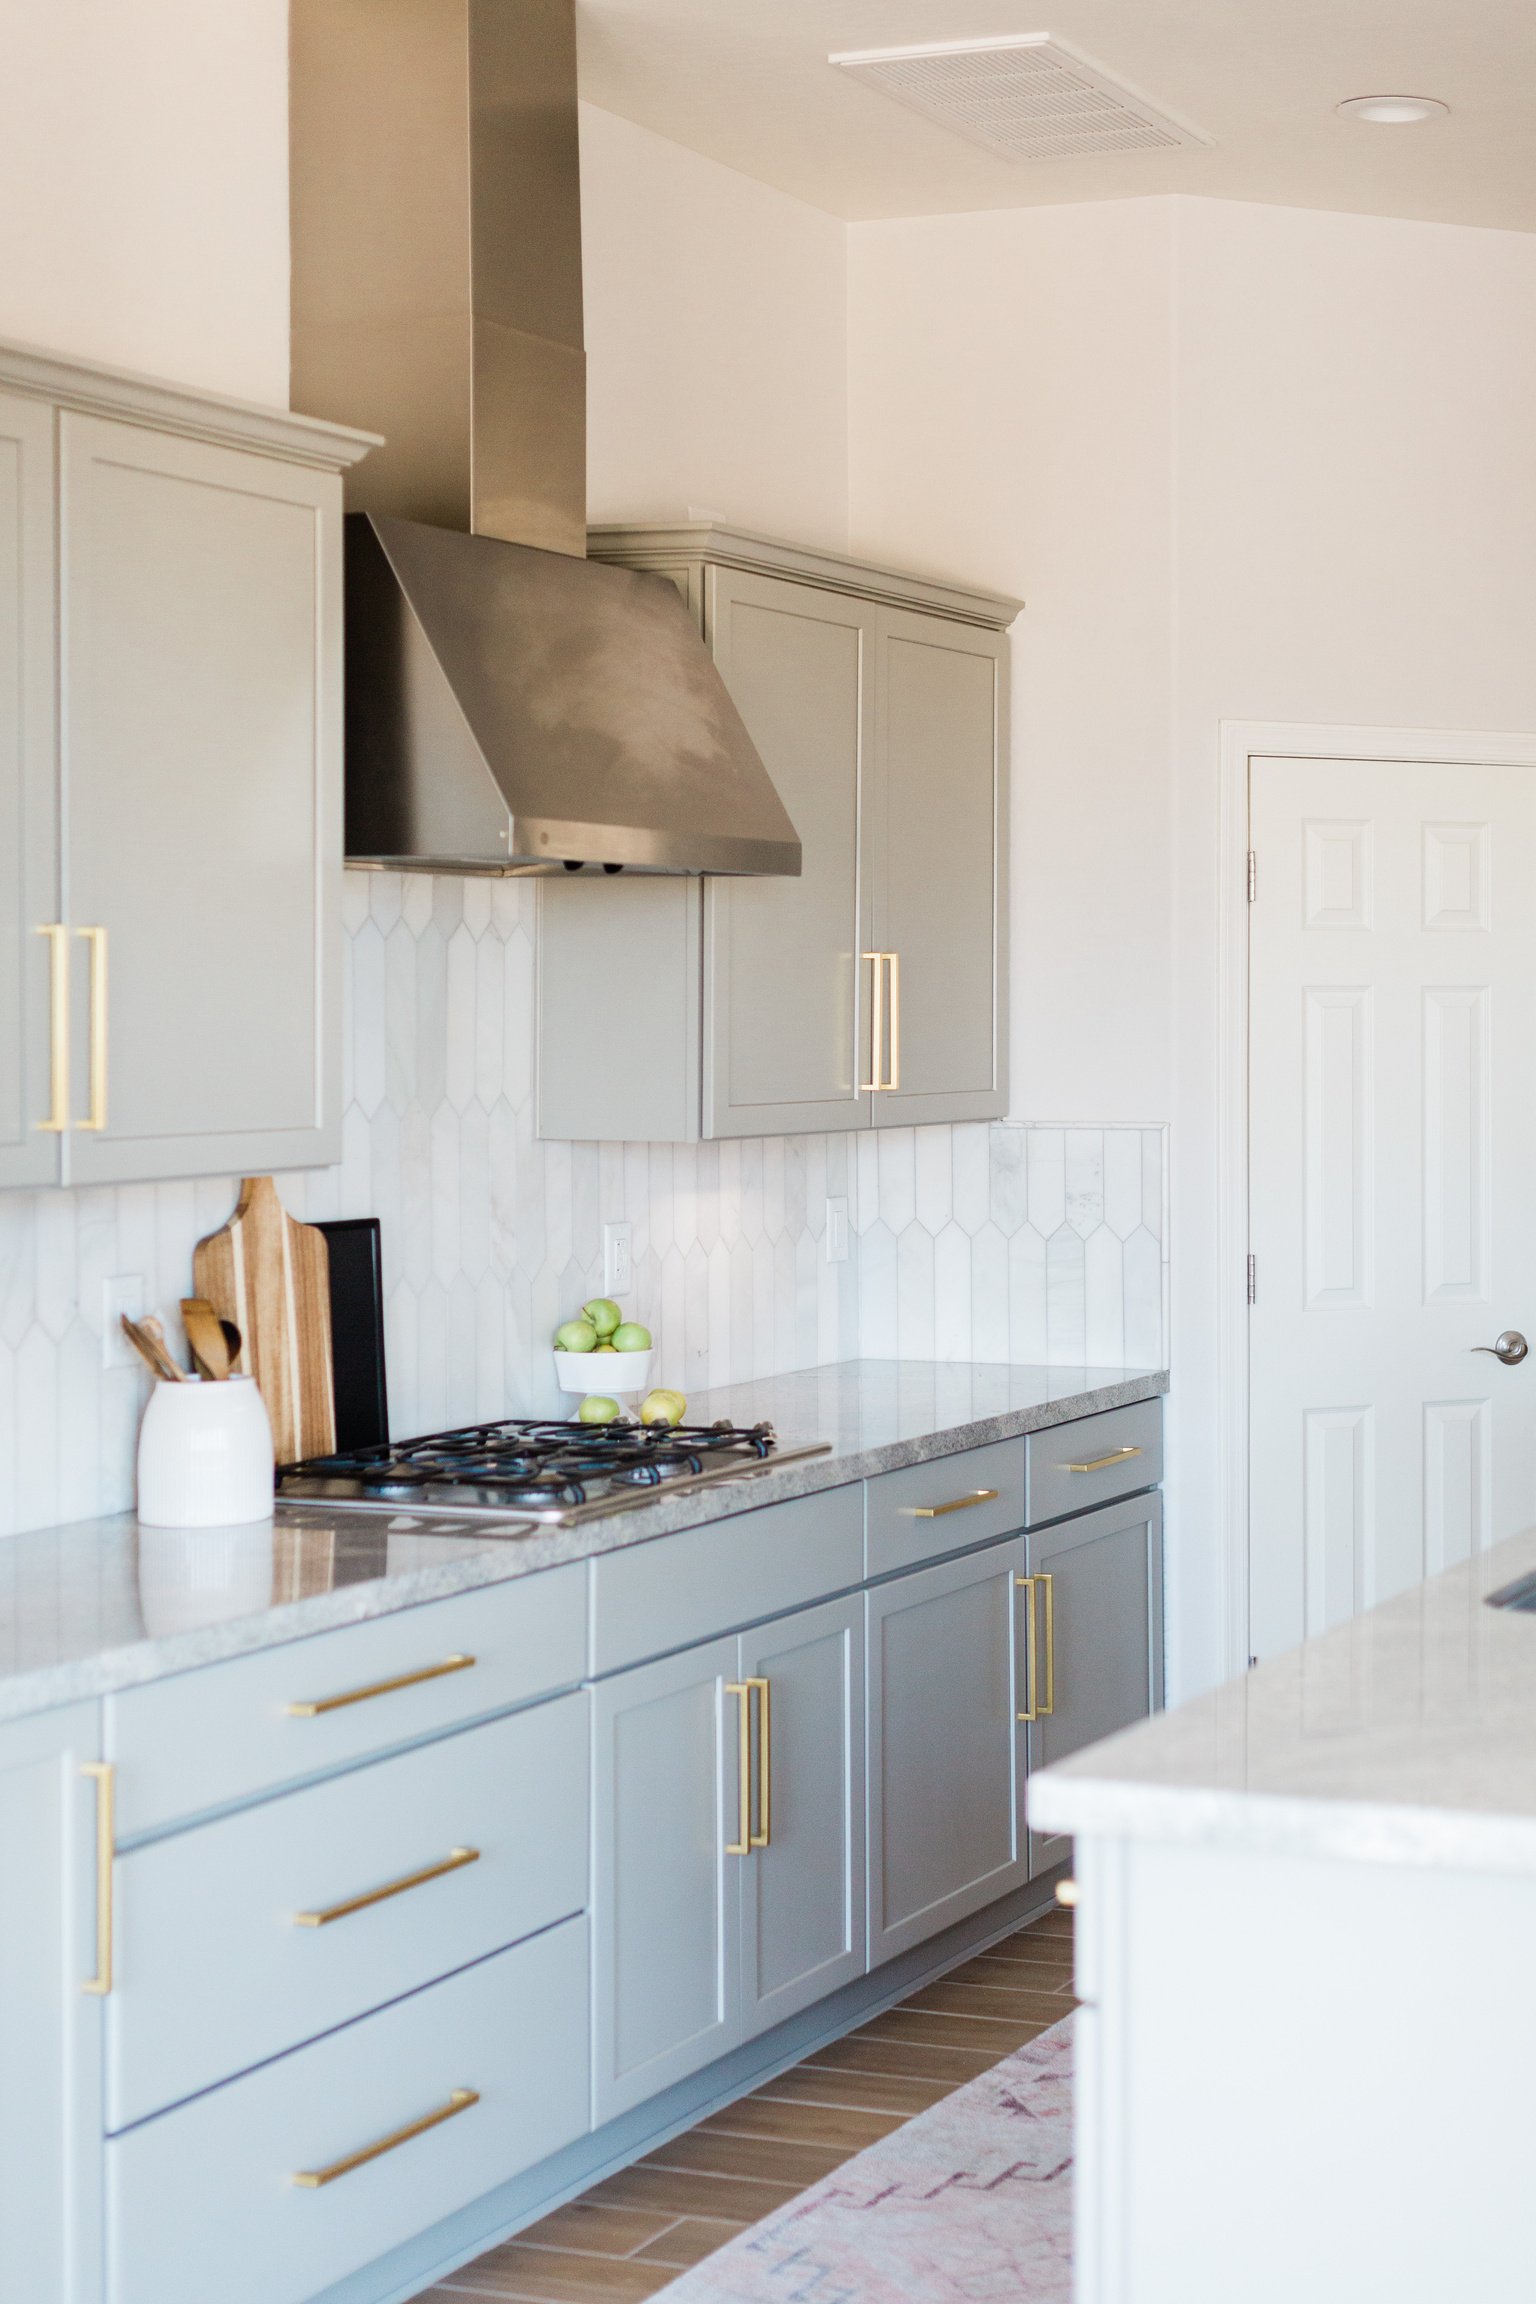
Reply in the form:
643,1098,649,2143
553,1347,653,1398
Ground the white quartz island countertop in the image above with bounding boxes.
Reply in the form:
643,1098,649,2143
1031,1524,1536,1877
0,1358,1164,1725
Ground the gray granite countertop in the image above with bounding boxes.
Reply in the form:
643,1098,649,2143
0,1359,1165,1725
1029,1523,1536,1877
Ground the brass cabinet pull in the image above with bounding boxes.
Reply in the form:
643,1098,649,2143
726,1678,772,1851
725,1681,752,1855
903,1487,999,1520
74,927,108,1131
1015,1574,1056,1722
81,1762,114,1995
859,953,902,1091
1064,1445,1143,1474
1040,1571,1056,1717
293,2088,479,2189
1016,1574,1039,1723
294,1846,480,1928
285,1653,475,1717
36,925,69,1132
859,951,885,1093
748,1677,770,1848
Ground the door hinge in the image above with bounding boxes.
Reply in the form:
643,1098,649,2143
1246,1253,1256,1305
1246,850,1257,903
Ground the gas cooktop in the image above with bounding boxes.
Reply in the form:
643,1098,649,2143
276,1416,830,1525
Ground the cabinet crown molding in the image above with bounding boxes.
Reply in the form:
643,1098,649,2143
587,521,1023,632
0,336,379,472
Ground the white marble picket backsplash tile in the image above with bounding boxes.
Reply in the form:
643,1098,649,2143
0,872,1166,1538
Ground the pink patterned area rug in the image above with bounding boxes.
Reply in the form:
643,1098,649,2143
657,2017,1074,2304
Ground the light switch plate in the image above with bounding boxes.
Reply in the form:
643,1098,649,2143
103,1275,147,1369
825,1198,849,1264
603,1221,633,1297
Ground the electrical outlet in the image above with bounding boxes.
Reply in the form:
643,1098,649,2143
103,1275,147,1369
603,1221,633,1297
825,1197,849,1264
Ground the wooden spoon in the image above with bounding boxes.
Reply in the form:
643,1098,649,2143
181,1297,232,1381
141,1316,188,1382
120,1314,185,1384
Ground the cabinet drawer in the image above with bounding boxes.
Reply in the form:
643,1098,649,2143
107,1915,590,2304
1024,1400,1161,1528
108,1692,588,2131
590,1483,863,1676
865,1440,1025,1577
107,1563,586,1836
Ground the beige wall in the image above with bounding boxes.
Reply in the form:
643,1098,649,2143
0,0,289,402
580,102,850,549
850,191,1536,1697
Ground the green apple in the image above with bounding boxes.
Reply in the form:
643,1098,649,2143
577,1394,621,1424
640,1387,687,1427
611,1322,652,1353
583,1298,622,1339
593,1342,617,1353
555,1318,597,1354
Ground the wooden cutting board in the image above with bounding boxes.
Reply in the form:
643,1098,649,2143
193,1177,336,1465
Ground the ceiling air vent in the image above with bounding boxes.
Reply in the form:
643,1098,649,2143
828,33,1213,161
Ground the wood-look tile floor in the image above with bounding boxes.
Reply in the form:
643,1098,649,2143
422,1905,1075,2303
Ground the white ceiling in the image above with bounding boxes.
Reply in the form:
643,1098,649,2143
575,0,1536,228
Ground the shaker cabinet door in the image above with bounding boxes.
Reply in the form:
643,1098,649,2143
591,1639,743,2122
0,389,61,1188
1023,1493,1164,1870
737,1595,866,2040
865,1538,1029,1966
59,414,342,1184
869,607,1007,1127
703,567,875,1137
0,1702,105,2304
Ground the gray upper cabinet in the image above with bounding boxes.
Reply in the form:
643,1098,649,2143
0,341,371,1189
703,569,875,1137
0,389,57,1190
870,607,1007,1126
540,527,1020,1143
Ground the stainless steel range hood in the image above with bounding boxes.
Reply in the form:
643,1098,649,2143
290,0,800,879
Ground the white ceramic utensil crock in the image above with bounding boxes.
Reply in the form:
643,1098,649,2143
136,1375,275,1527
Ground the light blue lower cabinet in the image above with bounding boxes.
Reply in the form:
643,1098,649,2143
738,1594,866,2038
106,1915,590,2304
592,1637,743,2122
109,1693,589,2131
0,1701,104,2304
591,1593,869,2125
1024,1491,1164,1872
865,1538,1031,1966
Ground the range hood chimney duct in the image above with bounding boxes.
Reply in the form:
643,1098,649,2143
289,0,800,879
291,0,587,556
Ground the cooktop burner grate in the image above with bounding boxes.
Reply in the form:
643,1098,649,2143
276,1414,807,1524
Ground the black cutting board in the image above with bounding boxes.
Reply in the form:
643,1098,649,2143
316,1218,390,1451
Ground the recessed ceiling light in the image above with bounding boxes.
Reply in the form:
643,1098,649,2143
1335,94,1449,125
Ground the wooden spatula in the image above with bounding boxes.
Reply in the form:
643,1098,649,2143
180,1298,232,1381
193,1178,336,1464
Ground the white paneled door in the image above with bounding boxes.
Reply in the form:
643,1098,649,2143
1249,754,1536,1657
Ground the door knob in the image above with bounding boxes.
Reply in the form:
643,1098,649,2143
1473,1331,1529,1366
